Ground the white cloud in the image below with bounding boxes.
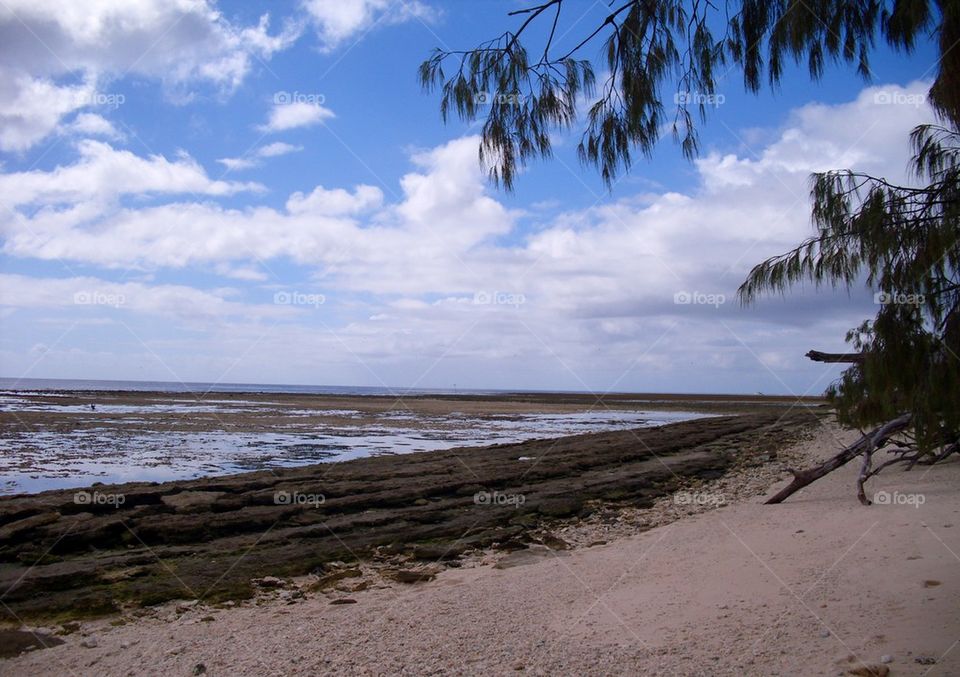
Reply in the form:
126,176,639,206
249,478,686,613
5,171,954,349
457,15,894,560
286,185,383,215
259,101,334,132
0,273,293,323
0,140,260,209
0,82,938,392
0,74,96,152
61,113,124,140
258,141,303,157
217,141,304,171
0,0,301,151
301,0,435,51
216,156,257,172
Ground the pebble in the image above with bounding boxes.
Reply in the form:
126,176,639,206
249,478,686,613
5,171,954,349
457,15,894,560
819,629,831,638
80,636,98,649
880,655,893,663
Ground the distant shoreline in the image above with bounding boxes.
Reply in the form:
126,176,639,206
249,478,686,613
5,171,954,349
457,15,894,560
0,376,820,400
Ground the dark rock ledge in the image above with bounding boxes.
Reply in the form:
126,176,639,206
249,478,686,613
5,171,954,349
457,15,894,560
0,410,819,621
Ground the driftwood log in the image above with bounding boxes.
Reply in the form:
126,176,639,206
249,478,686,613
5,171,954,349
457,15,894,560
765,413,912,504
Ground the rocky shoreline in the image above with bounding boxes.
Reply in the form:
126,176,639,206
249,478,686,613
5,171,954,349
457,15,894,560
0,407,823,630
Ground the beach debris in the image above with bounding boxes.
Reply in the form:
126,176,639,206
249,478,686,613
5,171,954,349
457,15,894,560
819,629,831,638
914,655,937,665
176,600,200,613
193,663,207,675
385,567,438,583
308,568,362,591
57,621,81,636
254,576,285,589
846,665,889,677
80,636,98,649
536,533,570,551
879,655,893,663
329,598,357,605
922,579,941,587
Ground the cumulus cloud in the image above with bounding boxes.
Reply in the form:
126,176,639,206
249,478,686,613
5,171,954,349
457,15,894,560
217,141,303,171
0,74,97,152
0,273,294,324
0,82,937,392
61,113,124,141
0,0,301,151
301,0,435,51
0,140,260,209
259,101,335,132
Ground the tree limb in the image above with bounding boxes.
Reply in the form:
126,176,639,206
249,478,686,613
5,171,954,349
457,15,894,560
765,413,912,504
805,350,866,363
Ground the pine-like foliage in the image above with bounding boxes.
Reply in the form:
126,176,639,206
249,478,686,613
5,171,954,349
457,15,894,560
420,1,960,475
740,125,960,452
419,1,947,190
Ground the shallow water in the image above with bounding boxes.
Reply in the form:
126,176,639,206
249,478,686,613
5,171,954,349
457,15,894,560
0,397,708,495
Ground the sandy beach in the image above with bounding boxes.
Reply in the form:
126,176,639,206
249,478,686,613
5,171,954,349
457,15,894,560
3,417,956,676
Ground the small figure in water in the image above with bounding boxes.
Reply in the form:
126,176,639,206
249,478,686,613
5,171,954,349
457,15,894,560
90,404,96,411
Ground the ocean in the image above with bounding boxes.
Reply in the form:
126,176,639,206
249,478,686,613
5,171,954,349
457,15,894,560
0,377,504,397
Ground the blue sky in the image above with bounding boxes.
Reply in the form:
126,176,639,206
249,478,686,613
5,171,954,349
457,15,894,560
0,1,942,394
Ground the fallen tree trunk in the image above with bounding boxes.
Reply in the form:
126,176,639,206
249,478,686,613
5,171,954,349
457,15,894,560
765,413,912,504
805,350,866,363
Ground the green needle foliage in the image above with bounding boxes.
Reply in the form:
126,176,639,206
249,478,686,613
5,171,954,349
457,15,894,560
419,0,949,190
421,1,960,465
740,123,960,453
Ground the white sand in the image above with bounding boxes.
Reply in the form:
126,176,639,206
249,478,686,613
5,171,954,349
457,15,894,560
7,423,959,676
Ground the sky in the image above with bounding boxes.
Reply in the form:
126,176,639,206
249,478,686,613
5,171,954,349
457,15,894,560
0,0,943,395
